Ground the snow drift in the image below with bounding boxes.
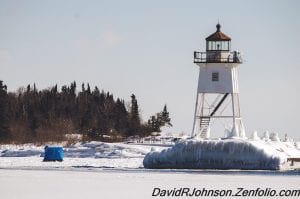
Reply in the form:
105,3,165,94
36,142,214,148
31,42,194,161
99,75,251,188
143,139,288,170
0,142,167,169
0,142,150,159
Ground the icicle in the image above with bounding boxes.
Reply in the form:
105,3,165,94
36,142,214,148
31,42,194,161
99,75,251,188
143,139,283,170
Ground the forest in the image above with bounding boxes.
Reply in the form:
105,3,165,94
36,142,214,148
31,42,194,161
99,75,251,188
0,80,172,144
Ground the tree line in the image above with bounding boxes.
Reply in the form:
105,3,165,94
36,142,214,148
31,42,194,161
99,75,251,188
0,80,172,143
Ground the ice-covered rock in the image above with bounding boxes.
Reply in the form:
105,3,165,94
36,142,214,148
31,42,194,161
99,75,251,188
143,139,283,170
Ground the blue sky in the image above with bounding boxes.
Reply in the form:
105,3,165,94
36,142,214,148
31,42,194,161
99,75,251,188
0,0,299,139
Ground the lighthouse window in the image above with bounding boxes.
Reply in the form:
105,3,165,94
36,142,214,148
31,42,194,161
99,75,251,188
215,41,222,50
223,42,228,50
212,72,219,81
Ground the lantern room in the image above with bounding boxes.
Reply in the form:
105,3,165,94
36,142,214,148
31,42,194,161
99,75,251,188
194,23,242,63
206,23,231,51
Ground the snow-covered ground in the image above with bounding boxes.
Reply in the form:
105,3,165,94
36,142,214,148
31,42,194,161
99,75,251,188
0,169,299,199
1,140,299,170
0,142,167,169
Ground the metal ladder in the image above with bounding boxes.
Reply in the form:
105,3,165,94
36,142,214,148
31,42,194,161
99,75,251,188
198,93,229,138
199,117,210,138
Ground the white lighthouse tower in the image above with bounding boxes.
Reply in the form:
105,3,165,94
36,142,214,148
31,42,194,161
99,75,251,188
191,24,245,139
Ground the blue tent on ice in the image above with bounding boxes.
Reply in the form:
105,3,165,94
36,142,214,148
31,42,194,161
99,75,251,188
43,146,64,161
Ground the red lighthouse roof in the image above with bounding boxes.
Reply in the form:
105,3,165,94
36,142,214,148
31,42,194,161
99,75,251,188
206,23,231,41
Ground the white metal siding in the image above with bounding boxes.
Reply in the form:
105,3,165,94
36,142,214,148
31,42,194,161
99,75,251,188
197,63,239,93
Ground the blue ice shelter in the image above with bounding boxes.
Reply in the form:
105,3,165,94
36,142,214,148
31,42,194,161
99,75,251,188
43,146,64,161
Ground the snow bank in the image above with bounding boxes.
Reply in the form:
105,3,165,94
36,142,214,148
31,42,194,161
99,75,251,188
143,139,299,170
0,144,44,157
1,140,299,170
0,142,167,169
0,141,151,159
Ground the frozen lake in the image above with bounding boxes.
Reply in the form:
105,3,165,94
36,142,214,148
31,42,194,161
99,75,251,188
0,168,299,199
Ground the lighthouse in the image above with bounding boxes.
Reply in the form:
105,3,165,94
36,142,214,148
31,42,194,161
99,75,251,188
191,24,245,139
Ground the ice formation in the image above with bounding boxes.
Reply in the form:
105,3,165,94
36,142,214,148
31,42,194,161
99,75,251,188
250,131,260,141
143,139,296,170
269,133,280,142
262,131,270,141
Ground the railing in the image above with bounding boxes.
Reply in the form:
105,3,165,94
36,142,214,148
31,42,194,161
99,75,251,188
194,51,243,63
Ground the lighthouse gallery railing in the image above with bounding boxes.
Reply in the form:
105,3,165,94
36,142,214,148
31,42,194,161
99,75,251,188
194,51,243,63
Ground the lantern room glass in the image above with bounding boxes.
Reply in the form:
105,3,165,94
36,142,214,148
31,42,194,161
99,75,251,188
206,41,230,51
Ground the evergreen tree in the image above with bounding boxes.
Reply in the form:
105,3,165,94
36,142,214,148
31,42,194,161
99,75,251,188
146,104,172,133
113,99,129,134
81,83,85,93
161,104,172,127
1,80,172,143
0,81,10,140
128,94,141,136
87,83,91,94
147,115,160,132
